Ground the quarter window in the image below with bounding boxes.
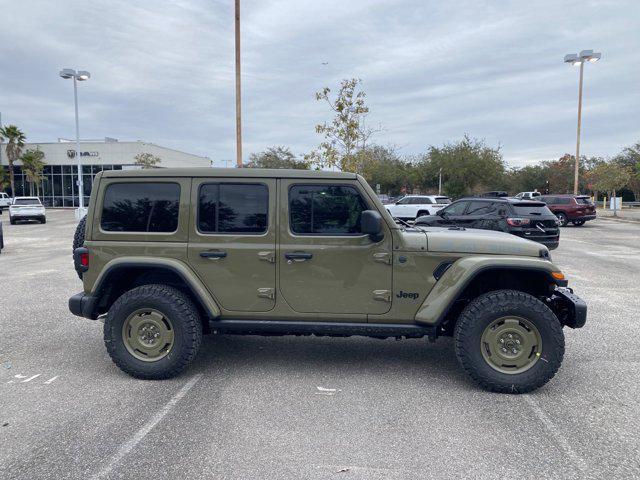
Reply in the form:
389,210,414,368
101,183,180,232
198,183,268,234
289,185,368,235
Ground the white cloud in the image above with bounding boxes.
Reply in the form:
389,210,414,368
0,0,638,166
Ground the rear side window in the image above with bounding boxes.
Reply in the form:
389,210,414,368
101,183,180,232
289,185,368,235
466,201,495,215
412,197,431,204
435,197,451,204
198,183,268,234
576,197,593,205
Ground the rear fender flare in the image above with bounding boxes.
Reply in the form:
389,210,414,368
91,257,221,319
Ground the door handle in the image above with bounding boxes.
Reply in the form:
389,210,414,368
284,252,313,261
200,251,227,259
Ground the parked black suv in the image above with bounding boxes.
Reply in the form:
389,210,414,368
416,197,560,249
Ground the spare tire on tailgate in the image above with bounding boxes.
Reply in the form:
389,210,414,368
73,216,87,279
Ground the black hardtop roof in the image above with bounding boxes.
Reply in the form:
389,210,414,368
100,168,357,180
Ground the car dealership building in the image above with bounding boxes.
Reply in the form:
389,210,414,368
0,138,212,207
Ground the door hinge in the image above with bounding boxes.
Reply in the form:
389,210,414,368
373,252,392,264
257,287,275,300
373,290,391,302
258,251,275,263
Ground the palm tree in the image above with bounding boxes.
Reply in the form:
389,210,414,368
21,149,46,196
0,125,26,197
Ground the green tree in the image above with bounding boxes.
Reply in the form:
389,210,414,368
590,162,630,216
21,149,46,196
417,135,506,199
612,141,640,200
357,146,419,195
0,166,9,192
505,164,548,194
134,152,162,169
245,146,310,169
309,78,380,172
0,125,26,196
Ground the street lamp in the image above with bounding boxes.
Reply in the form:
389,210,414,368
564,50,601,195
59,68,91,218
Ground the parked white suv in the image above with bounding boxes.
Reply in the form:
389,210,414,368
515,191,541,200
9,197,46,224
0,192,12,209
386,195,451,220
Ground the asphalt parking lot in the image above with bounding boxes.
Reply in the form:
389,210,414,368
1,210,639,479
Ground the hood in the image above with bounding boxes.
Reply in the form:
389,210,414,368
407,226,546,257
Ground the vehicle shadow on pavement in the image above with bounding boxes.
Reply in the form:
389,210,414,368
191,334,473,390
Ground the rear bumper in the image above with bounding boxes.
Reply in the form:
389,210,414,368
550,287,587,329
10,213,45,219
69,292,98,319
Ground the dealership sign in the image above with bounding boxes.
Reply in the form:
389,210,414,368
67,150,99,158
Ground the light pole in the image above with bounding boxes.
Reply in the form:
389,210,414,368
234,0,242,167
564,50,601,195
59,68,91,218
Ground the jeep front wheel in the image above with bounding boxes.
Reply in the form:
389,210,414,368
454,290,564,393
104,284,202,379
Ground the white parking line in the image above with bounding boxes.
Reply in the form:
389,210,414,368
523,394,588,476
90,374,203,480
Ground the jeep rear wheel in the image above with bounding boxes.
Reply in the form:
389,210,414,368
104,284,202,379
454,290,564,393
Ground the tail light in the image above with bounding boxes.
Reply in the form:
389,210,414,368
74,247,90,274
506,217,530,226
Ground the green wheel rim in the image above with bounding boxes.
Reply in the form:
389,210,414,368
122,308,174,362
480,316,542,374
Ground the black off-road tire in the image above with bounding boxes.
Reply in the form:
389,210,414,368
556,212,568,227
73,216,86,251
104,284,203,380
454,289,565,394
72,216,87,279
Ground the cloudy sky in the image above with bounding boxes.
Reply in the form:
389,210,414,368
1,0,638,167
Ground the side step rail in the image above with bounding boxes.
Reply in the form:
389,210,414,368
208,319,437,339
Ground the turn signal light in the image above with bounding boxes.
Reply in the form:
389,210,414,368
551,271,565,281
506,217,530,226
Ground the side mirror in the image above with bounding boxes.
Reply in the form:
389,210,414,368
437,209,446,217
361,210,383,241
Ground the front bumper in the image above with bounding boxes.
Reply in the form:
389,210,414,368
550,287,587,329
69,292,98,319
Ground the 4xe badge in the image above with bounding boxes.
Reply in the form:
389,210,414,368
396,290,419,300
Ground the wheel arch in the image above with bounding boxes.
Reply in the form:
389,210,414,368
89,258,221,323
414,257,566,330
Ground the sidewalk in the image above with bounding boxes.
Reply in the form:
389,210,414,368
596,208,640,223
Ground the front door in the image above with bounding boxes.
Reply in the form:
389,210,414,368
278,180,393,316
187,178,277,312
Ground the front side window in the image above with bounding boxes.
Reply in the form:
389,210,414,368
396,197,410,205
101,182,180,232
198,183,268,234
289,185,368,235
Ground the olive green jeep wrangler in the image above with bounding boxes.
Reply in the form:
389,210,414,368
69,168,586,393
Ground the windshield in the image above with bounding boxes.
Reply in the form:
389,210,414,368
512,204,554,216
434,197,451,204
14,198,41,206
576,197,593,205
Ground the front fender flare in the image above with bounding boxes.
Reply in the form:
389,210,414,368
414,256,562,325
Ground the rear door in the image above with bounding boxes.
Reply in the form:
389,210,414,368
278,180,393,317
187,178,277,312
